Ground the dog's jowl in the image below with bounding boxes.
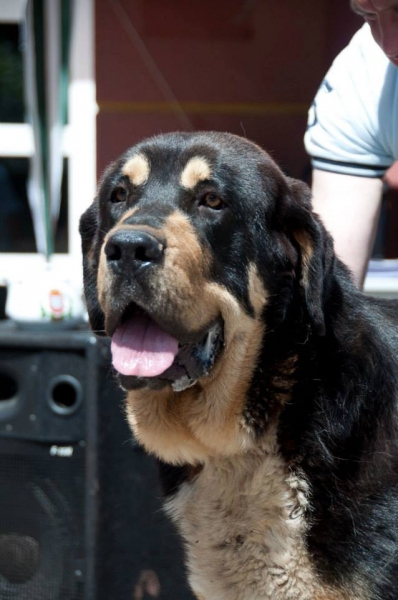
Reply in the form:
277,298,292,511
80,132,398,600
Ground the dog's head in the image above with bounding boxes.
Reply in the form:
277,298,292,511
80,132,335,459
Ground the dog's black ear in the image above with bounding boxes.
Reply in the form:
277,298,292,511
282,177,335,336
79,199,106,335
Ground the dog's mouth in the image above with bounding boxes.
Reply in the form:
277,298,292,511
110,304,224,392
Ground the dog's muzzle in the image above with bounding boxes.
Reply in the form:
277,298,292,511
104,228,224,392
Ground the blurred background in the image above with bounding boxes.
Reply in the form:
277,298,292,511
1,0,397,301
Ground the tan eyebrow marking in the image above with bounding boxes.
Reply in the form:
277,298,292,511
122,153,150,186
180,156,212,190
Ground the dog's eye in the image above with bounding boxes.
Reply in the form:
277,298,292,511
200,193,225,211
112,188,127,203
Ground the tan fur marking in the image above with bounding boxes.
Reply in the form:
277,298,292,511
122,153,150,186
248,263,268,316
294,230,314,287
180,156,212,189
153,210,214,329
120,207,139,223
166,431,363,600
270,355,298,407
124,283,265,464
97,243,113,320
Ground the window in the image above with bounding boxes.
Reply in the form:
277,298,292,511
0,0,96,287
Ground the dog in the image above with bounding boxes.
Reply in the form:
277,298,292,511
80,131,398,600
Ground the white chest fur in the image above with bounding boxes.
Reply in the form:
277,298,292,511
165,436,337,600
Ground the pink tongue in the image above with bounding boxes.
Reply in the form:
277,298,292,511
111,314,179,377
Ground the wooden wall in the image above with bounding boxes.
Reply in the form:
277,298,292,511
95,1,361,180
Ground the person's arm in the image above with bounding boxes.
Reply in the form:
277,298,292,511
311,168,384,288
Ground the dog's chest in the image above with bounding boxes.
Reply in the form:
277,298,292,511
166,445,330,600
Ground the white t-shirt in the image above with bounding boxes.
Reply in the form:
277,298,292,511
304,24,398,178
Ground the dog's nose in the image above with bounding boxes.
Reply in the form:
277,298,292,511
105,229,164,274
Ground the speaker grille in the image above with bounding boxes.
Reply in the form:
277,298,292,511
0,446,85,600
0,328,194,600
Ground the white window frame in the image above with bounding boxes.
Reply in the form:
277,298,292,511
0,0,96,285
2,0,393,297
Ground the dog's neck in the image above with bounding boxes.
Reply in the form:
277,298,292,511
164,428,355,600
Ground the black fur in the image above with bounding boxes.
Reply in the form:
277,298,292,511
80,131,398,599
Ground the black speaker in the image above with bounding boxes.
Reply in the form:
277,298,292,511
0,324,194,600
